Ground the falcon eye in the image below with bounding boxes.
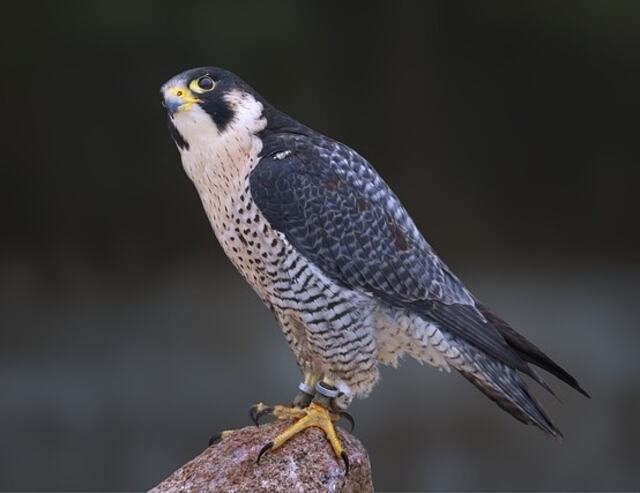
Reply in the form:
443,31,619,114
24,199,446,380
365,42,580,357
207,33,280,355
190,75,215,94
198,76,214,90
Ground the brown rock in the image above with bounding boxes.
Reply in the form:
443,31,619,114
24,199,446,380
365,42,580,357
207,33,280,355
149,420,373,493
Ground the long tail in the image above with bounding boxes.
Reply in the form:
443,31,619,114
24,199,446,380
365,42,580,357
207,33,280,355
476,303,590,398
446,303,589,438
450,335,562,438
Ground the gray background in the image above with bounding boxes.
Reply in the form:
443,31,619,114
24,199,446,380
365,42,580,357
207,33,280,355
1,1,638,491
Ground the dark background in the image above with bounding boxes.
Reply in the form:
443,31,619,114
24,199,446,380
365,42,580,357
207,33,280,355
1,1,639,491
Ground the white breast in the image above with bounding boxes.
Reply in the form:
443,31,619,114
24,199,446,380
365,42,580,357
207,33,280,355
170,92,287,300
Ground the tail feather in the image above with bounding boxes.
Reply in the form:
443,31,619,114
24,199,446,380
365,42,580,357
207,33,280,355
458,368,562,438
527,366,558,399
476,303,590,398
453,339,564,438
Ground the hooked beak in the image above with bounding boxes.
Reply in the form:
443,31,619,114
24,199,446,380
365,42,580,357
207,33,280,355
162,86,201,115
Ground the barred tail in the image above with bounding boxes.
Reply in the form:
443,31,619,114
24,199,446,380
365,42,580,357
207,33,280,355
476,302,590,398
453,339,563,438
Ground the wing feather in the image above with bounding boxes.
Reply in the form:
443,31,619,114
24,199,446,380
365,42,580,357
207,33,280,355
250,136,586,402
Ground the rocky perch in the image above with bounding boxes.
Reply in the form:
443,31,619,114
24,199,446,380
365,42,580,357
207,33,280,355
149,419,373,493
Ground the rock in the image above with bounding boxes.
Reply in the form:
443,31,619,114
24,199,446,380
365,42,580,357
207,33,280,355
149,419,374,493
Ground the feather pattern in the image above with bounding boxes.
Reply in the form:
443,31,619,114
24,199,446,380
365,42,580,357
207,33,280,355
162,66,587,438
251,124,587,435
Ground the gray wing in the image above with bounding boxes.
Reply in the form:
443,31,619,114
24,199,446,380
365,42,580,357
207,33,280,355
250,136,587,405
250,139,525,368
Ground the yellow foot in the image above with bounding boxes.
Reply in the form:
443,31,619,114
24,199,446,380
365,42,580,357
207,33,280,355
249,402,307,424
208,408,303,447
250,401,355,431
256,402,349,474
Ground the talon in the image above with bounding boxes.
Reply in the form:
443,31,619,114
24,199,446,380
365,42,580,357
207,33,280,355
255,402,347,466
249,403,273,426
341,451,350,475
257,441,273,464
338,411,355,432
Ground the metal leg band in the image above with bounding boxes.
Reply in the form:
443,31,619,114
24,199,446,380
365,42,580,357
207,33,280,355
298,381,315,396
315,381,340,399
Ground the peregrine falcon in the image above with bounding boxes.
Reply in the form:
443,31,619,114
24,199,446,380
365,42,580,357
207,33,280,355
160,67,588,469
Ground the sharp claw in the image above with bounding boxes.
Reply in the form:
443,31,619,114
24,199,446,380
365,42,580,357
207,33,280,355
338,411,355,432
340,451,350,475
249,406,259,426
208,432,222,446
256,441,273,464
250,404,273,426
259,406,274,424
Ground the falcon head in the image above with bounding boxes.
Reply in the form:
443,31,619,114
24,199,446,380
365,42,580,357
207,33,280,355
161,67,266,150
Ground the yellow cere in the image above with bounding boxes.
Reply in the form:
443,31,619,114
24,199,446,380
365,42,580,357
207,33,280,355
165,86,201,112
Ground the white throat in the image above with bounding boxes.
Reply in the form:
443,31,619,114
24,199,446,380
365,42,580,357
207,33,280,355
170,90,268,253
171,90,267,187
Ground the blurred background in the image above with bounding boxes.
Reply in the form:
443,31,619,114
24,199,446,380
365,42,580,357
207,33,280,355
1,1,639,490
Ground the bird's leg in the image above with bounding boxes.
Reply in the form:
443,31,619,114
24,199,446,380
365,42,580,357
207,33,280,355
210,374,352,459
292,375,316,408
313,380,355,432
249,372,317,425
249,374,353,429
210,374,317,446
256,378,350,474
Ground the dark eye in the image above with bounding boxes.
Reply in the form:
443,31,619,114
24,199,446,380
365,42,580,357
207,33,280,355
197,76,214,91
189,75,216,94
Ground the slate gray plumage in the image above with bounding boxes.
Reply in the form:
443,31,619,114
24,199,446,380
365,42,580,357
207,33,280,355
161,67,588,439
